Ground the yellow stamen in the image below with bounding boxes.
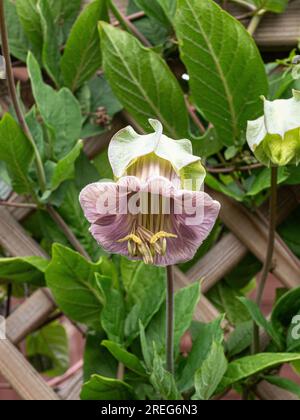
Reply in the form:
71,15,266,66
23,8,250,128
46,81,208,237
150,231,177,245
117,234,142,245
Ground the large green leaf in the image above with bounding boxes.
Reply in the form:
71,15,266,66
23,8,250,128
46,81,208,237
2,0,31,61
0,256,48,286
177,317,224,392
102,340,147,377
218,353,300,392
37,0,61,86
248,0,288,13
226,321,253,358
124,264,166,344
96,274,125,344
146,282,201,357
45,244,105,330
48,0,82,44
61,0,108,92
50,140,83,191
192,341,228,400
239,297,283,349
16,0,43,59
80,375,133,400
174,0,268,146
271,287,300,340
246,167,289,196
133,0,171,27
0,114,34,194
207,282,251,325
26,321,69,378
27,52,82,159
83,332,117,382
99,22,189,139
156,0,177,21
150,349,182,400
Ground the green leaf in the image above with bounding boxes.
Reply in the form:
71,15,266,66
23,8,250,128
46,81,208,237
26,321,69,378
61,0,109,92
271,287,300,340
278,207,300,258
96,274,125,344
37,0,61,86
124,264,166,344
246,167,289,196
174,0,268,146
2,0,31,61
99,22,189,139
207,282,251,325
150,348,182,400
249,0,288,13
177,317,224,391
83,332,117,382
226,321,253,358
192,128,223,158
156,0,177,21
0,256,48,286
139,321,152,372
45,244,104,330
238,297,283,349
120,258,141,293
134,0,171,27
146,282,201,357
27,52,82,159
102,340,147,377
50,140,83,191
218,353,300,393
81,374,133,400
0,113,34,194
48,0,82,44
16,0,43,59
205,173,245,202
192,341,228,400
264,375,300,398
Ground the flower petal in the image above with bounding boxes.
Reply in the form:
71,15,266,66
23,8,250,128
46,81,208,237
90,214,134,256
79,182,118,224
155,191,220,266
108,118,201,178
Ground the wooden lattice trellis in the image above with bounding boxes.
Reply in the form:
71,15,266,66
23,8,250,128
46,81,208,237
1,0,300,401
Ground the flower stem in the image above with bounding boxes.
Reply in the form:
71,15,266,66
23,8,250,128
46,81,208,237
0,0,46,193
166,265,175,374
108,0,152,47
247,11,265,36
252,166,278,354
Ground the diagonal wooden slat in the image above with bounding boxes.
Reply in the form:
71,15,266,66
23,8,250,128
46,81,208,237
0,208,57,400
0,340,59,400
209,189,300,289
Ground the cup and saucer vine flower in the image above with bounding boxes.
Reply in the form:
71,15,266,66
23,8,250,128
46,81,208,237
247,90,300,166
80,119,220,266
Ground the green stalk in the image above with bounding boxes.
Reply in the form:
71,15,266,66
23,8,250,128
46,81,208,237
252,166,278,354
166,266,175,374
